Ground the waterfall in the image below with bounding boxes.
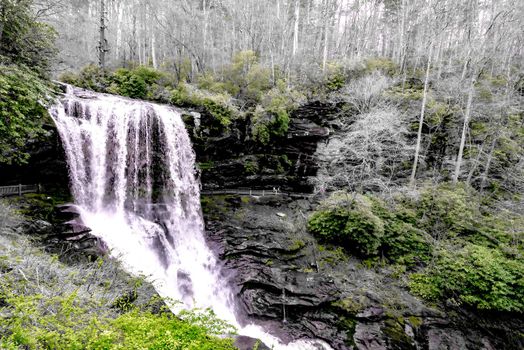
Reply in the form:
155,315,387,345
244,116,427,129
50,86,330,350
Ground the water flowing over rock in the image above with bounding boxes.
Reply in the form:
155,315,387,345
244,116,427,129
49,86,331,350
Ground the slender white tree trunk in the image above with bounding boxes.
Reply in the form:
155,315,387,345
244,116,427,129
410,42,434,186
151,32,157,68
453,76,476,183
292,0,299,57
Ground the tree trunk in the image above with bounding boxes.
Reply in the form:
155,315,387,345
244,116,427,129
410,42,433,186
151,32,157,69
322,2,329,73
292,0,299,57
453,76,476,183
98,0,107,69
480,138,497,190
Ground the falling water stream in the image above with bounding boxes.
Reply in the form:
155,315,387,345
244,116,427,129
50,86,330,350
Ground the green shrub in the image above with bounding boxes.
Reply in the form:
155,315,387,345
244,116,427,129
197,72,228,94
0,65,53,164
171,85,236,129
0,1,57,75
364,58,398,76
369,197,432,266
244,159,259,174
308,195,384,256
0,290,237,349
325,63,346,92
62,64,108,92
107,66,165,99
251,80,304,144
202,99,232,127
221,50,272,104
409,244,524,312
417,183,479,238
108,68,148,99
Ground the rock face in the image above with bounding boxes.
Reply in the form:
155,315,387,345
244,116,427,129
203,194,524,350
0,123,69,196
184,102,330,192
24,204,105,263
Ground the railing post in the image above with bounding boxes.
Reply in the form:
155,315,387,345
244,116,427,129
18,184,22,196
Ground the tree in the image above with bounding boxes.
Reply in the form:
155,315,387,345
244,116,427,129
315,106,413,193
410,41,433,187
0,0,56,75
97,0,108,69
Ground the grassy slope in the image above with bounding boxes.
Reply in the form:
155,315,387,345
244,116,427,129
0,200,237,350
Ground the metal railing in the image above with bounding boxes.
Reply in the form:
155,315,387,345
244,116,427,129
0,184,40,197
200,188,311,197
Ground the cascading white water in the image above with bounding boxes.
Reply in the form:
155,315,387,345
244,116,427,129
50,86,330,350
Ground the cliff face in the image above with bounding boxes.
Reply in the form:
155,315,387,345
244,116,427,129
0,124,69,195
184,103,330,192
202,194,523,350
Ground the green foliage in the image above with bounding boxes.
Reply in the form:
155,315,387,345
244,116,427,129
0,290,237,349
308,193,432,263
364,58,398,76
308,195,384,256
11,193,59,222
63,65,170,99
369,197,432,266
251,80,304,144
325,63,346,92
202,98,233,127
0,0,57,75
60,64,108,92
108,66,164,99
0,65,53,164
417,183,479,238
171,84,235,128
243,159,259,174
409,244,524,312
221,50,272,104
198,72,227,93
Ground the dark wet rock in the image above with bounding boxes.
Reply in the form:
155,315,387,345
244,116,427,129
426,328,467,350
0,124,69,196
54,204,81,222
202,194,524,350
234,336,271,350
187,102,331,192
29,219,54,235
354,323,387,350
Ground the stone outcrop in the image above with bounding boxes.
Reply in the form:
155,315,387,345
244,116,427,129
203,194,524,350
184,102,330,192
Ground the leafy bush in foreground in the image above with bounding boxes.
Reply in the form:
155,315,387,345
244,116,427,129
0,290,236,350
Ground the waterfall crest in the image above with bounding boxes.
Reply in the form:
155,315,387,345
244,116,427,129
50,86,330,350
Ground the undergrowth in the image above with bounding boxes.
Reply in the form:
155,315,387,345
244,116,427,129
0,200,236,349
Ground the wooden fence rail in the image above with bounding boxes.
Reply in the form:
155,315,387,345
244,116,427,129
200,189,312,198
0,184,40,197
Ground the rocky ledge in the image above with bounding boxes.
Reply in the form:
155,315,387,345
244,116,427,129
184,102,330,192
203,194,524,350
